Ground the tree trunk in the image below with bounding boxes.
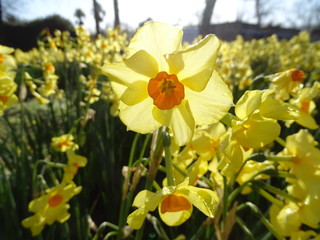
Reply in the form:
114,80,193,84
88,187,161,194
93,0,100,35
199,0,217,36
0,0,3,24
255,0,261,26
113,0,120,28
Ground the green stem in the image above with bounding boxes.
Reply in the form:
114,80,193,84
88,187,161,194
266,155,294,162
92,221,118,240
256,188,284,208
237,202,285,240
117,133,140,240
275,137,286,148
162,130,175,186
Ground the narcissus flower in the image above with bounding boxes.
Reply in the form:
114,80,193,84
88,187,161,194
22,182,82,236
289,81,319,129
268,69,305,100
62,150,88,183
102,21,233,146
0,76,18,115
127,178,218,229
51,134,78,152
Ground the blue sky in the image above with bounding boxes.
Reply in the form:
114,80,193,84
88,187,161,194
12,0,298,33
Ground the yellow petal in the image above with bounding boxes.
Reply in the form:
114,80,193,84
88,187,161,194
186,71,233,125
167,35,220,92
259,98,299,120
132,190,155,208
124,50,159,78
153,100,195,146
21,214,45,236
127,207,148,229
101,61,149,98
159,204,193,226
234,112,281,149
120,80,148,106
295,112,319,130
235,90,263,119
182,186,218,218
119,99,162,134
127,21,183,70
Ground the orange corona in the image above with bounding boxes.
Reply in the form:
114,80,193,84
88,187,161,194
290,69,305,82
48,194,63,207
148,72,184,110
160,194,192,214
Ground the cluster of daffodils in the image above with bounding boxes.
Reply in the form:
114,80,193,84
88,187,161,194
0,19,319,238
270,129,320,239
102,21,233,228
0,45,18,115
13,26,128,107
217,32,320,91
102,21,319,239
22,133,87,236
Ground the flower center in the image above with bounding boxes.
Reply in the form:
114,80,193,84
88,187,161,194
160,194,192,214
57,140,71,149
0,95,9,103
45,63,55,73
290,69,304,82
300,100,310,113
0,53,4,64
48,194,63,207
148,71,184,110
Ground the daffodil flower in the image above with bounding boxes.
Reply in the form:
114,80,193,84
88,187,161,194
51,133,78,152
289,81,319,129
102,21,233,146
62,150,88,184
22,182,82,236
268,69,305,100
0,76,18,115
127,178,218,229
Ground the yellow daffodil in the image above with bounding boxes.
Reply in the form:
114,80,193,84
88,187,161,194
268,69,305,100
0,45,16,77
270,202,301,237
190,122,226,161
62,150,88,184
0,76,18,115
289,81,319,129
287,180,320,229
278,129,320,186
127,178,218,229
231,90,289,149
22,182,82,236
51,134,78,152
236,160,273,194
102,21,233,146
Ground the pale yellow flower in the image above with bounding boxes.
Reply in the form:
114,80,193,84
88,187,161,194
102,21,233,146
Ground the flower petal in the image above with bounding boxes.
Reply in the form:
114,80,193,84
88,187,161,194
127,21,183,69
101,61,149,98
295,112,319,130
235,90,263,119
259,98,299,120
234,112,281,149
153,100,195,146
127,207,148,229
132,190,156,208
186,71,233,125
124,50,159,78
120,80,148,106
119,98,162,134
181,186,219,218
159,204,193,226
168,34,221,92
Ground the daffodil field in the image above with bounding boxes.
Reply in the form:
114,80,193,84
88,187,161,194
0,21,319,240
